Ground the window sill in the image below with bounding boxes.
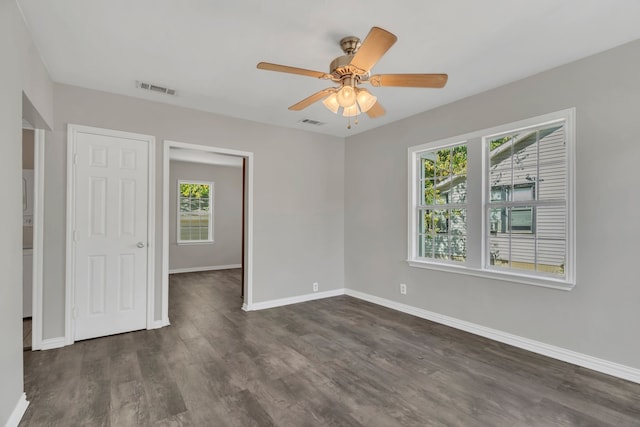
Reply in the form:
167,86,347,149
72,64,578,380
407,260,575,291
177,240,215,246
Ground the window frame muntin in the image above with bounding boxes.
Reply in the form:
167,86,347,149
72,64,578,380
408,108,575,290
177,179,215,244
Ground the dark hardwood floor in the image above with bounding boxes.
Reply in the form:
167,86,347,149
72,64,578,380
23,317,32,351
20,269,640,426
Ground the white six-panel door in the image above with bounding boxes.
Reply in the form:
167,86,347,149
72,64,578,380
71,127,151,341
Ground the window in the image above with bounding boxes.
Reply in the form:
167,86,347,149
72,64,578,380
177,181,214,244
409,109,575,289
417,145,467,262
490,185,535,234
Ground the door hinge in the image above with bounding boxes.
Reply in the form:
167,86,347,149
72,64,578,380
73,230,78,242
73,154,78,165
72,307,78,318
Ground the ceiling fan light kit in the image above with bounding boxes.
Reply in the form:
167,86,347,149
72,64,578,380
322,93,340,113
356,88,377,113
257,26,448,129
336,83,357,108
342,104,360,118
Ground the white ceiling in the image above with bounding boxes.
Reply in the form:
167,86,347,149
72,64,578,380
17,0,640,137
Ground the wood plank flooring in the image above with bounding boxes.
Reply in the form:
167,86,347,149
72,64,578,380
20,269,640,426
23,317,32,351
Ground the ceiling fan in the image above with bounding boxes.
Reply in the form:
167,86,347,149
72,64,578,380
257,26,448,127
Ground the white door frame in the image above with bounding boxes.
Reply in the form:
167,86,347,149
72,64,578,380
162,140,254,322
65,124,156,345
31,128,45,350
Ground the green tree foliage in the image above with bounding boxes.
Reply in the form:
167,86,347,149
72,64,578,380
179,183,210,212
180,183,209,199
490,135,513,151
422,145,467,206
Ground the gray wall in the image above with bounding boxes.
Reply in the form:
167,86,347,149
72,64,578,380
0,0,53,424
345,39,640,369
42,83,345,339
169,161,242,270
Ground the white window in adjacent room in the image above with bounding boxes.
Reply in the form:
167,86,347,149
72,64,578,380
177,180,214,244
408,109,575,289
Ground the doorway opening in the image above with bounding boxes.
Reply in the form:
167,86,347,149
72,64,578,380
161,140,253,326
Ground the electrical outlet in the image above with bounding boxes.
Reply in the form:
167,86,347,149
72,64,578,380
313,282,319,292
400,283,407,295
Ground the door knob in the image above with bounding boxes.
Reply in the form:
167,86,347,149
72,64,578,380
137,242,145,248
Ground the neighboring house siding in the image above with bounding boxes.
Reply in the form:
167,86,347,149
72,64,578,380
489,127,566,269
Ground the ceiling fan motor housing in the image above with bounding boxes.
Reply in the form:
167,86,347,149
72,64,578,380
330,55,369,81
340,36,361,54
330,36,370,81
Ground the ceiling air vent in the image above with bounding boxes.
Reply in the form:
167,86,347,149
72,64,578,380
299,119,325,126
136,81,176,96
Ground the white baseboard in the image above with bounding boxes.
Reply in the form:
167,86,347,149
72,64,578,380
244,288,345,311
345,288,640,385
39,337,66,350
169,264,241,274
5,393,28,427
148,319,171,329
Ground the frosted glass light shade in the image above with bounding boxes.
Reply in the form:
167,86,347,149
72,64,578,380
322,93,339,113
356,88,377,113
336,85,356,108
342,104,360,117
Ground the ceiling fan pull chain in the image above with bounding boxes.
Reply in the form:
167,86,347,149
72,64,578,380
346,111,360,129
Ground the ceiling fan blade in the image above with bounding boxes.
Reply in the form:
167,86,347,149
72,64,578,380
349,27,397,72
288,88,335,111
369,73,448,88
257,62,332,80
366,101,385,118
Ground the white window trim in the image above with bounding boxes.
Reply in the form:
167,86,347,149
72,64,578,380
177,179,215,244
408,108,576,291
